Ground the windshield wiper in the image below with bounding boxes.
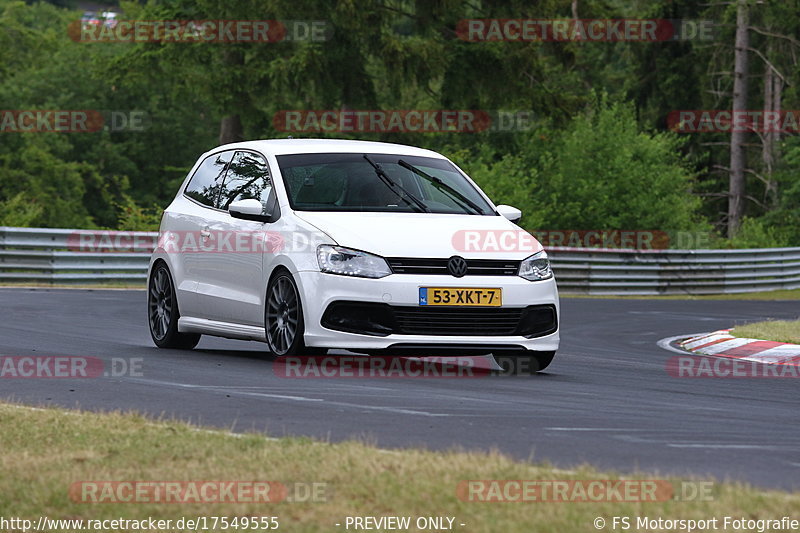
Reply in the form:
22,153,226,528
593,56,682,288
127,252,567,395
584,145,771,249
397,159,485,215
362,155,429,213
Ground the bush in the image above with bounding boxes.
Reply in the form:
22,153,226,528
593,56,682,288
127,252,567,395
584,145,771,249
0,192,43,227
454,97,708,236
538,98,705,233
115,197,164,231
0,141,94,228
723,217,791,249
448,145,548,229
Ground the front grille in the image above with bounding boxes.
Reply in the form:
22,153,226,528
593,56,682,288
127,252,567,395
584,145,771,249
321,301,557,338
393,307,523,335
387,257,520,276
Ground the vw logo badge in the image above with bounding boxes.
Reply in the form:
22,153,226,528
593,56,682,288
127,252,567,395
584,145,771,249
447,256,468,278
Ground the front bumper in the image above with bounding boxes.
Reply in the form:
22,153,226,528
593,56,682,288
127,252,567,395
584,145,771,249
295,270,560,353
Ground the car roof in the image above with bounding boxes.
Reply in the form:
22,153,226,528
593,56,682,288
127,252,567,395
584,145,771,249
204,138,445,159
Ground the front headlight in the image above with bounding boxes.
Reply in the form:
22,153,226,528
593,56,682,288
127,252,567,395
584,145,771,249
317,245,391,279
518,250,553,281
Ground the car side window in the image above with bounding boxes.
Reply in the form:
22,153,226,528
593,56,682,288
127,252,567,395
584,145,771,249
184,151,234,208
218,151,273,211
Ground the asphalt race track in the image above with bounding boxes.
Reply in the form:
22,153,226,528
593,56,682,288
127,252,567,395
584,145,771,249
1,289,797,490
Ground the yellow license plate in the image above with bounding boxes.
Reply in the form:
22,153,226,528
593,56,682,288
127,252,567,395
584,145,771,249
419,287,502,307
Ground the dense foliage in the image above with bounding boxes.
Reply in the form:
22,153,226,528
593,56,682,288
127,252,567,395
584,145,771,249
1,0,797,248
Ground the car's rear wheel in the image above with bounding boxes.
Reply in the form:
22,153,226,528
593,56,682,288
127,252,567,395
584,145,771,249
265,271,325,357
148,263,201,349
493,350,555,374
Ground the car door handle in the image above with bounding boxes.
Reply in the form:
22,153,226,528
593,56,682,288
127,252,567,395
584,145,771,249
200,228,211,239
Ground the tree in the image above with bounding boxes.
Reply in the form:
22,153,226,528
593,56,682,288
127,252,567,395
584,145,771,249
728,0,749,237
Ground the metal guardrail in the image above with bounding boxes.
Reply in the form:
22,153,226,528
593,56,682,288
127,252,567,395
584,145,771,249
1,226,799,294
547,246,800,295
0,227,153,282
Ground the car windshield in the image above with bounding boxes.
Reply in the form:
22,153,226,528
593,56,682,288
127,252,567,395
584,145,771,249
276,152,495,215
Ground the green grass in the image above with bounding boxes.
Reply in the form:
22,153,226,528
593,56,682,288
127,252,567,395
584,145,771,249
561,288,800,300
733,319,800,344
0,281,145,290
0,402,797,532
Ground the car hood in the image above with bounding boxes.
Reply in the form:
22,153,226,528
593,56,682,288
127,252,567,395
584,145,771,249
293,211,543,259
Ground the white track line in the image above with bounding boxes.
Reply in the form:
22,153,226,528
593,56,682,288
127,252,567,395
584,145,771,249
656,333,710,355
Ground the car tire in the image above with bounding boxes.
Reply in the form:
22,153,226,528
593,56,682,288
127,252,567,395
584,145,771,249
265,270,320,357
148,262,201,349
493,350,555,375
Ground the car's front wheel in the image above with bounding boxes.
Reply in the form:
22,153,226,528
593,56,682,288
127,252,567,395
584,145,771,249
148,262,201,349
265,271,325,357
493,351,555,374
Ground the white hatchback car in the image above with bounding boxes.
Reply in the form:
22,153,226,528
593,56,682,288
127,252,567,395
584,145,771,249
148,139,559,371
